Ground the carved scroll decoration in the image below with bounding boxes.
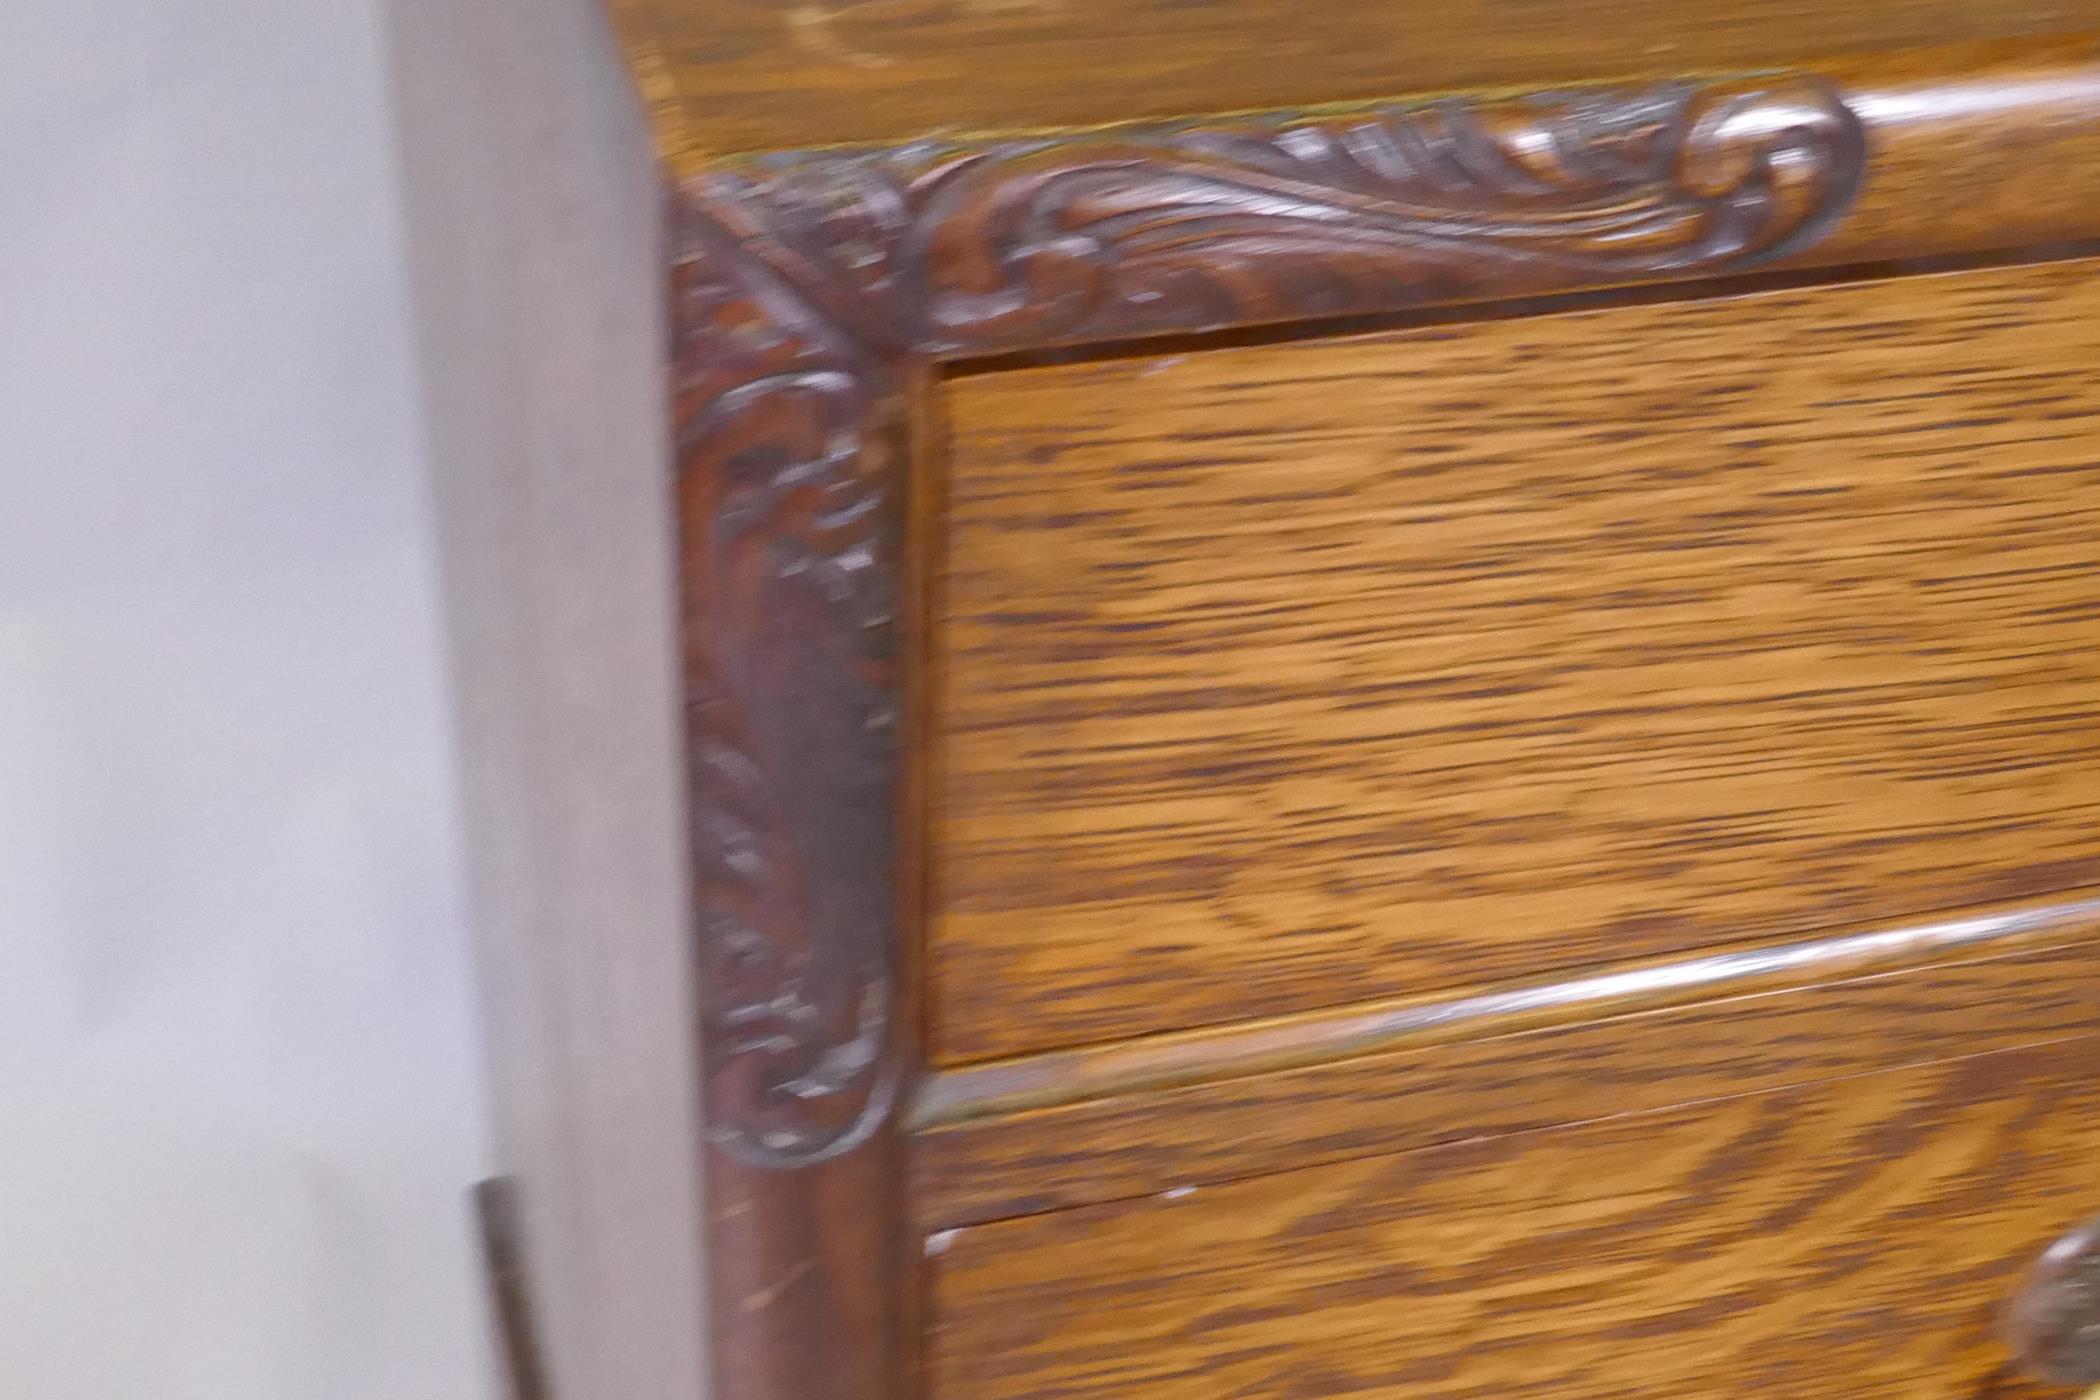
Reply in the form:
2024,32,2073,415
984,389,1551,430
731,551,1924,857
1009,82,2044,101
674,77,1867,1168
674,207,905,1168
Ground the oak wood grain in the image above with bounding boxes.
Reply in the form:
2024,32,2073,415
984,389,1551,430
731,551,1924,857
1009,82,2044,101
608,0,2092,162
928,256,2100,1062
927,1035,2100,1400
909,911,2100,1228
913,894,2100,1129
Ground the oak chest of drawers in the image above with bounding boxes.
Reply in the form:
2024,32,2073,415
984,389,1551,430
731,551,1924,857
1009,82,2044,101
604,4,2100,1396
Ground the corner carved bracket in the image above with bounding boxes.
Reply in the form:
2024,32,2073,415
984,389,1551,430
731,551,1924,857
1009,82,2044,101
672,77,1866,1168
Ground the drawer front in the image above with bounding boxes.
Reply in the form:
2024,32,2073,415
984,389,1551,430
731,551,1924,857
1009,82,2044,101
927,258,2100,1063
927,1033,2100,1400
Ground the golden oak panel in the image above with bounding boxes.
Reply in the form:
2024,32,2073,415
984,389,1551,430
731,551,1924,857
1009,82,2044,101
927,1035,2100,1400
909,909,2100,1228
928,257,2100,1061
610,1,2091,162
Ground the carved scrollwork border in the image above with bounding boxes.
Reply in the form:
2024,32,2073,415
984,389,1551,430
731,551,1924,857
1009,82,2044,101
672,75,1868,1171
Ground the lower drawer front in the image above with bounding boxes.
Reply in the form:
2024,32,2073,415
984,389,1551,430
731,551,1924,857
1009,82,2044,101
928,1035,2100,1400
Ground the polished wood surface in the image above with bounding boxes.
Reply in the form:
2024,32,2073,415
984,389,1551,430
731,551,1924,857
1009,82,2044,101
914,893,2100,1129
928,256,2100,1062
672,216,912,1400
910,903,2100,1227
660,42,2100,353
638,8,2100,1395
610,0,2092,161
927,1035,2100,1400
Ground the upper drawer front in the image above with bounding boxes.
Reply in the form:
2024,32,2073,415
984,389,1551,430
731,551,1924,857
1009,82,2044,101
927,258,2100,1063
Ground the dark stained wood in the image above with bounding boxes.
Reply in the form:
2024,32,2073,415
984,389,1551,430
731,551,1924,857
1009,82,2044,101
608,1,2094,162
686,77,1873,358
674,202,905,1172
673,204,911,1400
909,906,2100,1227
928,256,2100,1061
926,1035,2100,1400
670,42,2100,362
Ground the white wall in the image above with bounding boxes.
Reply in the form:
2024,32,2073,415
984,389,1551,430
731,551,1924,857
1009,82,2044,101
0,2,496,1397
378,0,707,1394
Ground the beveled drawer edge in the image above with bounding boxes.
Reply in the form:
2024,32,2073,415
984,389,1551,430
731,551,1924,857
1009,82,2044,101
910,895,2100,1228
911,890,2100,1128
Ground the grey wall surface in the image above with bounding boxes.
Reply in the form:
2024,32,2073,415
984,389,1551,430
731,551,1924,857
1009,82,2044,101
0,2,497,1396
379,0,708,1395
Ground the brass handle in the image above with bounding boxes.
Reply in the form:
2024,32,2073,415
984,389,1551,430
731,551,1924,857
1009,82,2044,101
2008,1215,2100,1387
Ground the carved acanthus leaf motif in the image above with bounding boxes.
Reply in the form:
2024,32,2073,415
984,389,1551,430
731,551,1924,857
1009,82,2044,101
675,77,1866,1170
675,208,902,1168
698,77,1864,354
